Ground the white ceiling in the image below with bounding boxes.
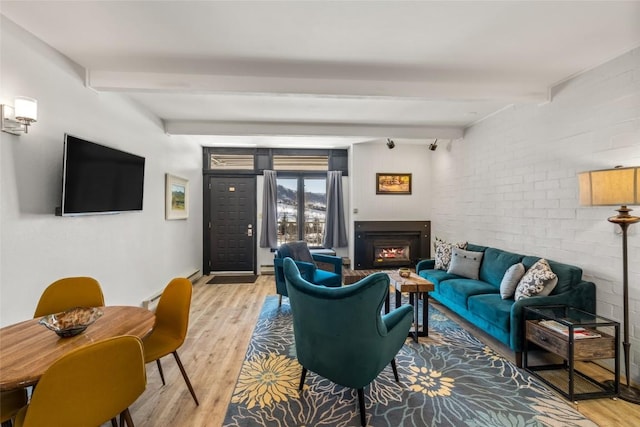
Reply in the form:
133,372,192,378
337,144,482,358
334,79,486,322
2,1,639,148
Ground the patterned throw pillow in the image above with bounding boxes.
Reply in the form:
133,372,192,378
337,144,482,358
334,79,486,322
434,237,468,271
514,259,558,301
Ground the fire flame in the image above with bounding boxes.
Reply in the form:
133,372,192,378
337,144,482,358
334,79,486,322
377,247,406,259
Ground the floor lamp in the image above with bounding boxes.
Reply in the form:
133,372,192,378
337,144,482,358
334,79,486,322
579,166,640,403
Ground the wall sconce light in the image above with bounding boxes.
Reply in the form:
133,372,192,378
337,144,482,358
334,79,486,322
386,138,395,149
428,139,438,151
2,96,38,135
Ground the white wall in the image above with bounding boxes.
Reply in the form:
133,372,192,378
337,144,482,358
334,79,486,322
350,140,433,261
432,47,640,382
351,140,433,221
0,17,203,325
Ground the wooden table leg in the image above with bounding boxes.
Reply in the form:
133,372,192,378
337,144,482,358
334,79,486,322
422,293,429,337
385,290,390,314
405,290,419,343
388,284,430,342
413,293,419,342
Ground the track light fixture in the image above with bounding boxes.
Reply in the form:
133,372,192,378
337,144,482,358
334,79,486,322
428,139,438,151
386,138,395,149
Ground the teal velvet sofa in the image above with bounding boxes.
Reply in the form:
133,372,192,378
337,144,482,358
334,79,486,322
416,244,596,366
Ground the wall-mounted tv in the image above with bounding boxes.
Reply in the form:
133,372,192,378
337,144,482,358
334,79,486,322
57,134,145,216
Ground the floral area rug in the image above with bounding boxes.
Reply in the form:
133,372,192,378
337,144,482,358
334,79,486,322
223,295,596,427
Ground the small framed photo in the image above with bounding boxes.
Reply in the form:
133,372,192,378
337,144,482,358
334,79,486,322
376,173,412,195
165,174,189,220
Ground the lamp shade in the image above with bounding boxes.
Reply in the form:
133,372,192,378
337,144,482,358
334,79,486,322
14,96,37,123
578,167,640,206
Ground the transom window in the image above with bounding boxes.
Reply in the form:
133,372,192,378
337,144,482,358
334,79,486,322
273,155,328,171
209,154,254,169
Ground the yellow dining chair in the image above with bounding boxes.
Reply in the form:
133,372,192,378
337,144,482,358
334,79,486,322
0,389,28,427
12,335,146,427
143,277,199,405
33,276,105,318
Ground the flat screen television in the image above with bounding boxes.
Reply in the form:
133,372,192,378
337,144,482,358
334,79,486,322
57,134,145,216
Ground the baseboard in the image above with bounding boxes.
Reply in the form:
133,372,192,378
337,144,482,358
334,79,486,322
187,269,202,282
260,264,275,275
142,269,201,310
142,290,163,311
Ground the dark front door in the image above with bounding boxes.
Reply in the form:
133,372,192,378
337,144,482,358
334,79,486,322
207,175,256,273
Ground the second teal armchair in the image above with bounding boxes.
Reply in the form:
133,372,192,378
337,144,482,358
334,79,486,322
274,241,342,306
283,257,413,426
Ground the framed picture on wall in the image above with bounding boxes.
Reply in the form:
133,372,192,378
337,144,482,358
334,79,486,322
376,173,412,195
165,174,189,220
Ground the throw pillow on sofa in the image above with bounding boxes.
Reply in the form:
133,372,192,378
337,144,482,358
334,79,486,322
434,237,467,270
447,247,484,279
500,263,525,299
514,259,558,301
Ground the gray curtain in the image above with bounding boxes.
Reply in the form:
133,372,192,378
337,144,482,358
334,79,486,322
323,170,348,248
260,170,278,248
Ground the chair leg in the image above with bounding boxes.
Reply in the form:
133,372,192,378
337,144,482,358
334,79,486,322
156,359,166,385
299,367,307,391
110,418,118,427
279,294,283,307
172,351,199,405
357,388,366,427
391,358,399,382
2,421,13,427
120,408,134,427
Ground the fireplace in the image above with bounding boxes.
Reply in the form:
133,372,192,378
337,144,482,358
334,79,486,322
354,221,430,269
373,241,410,267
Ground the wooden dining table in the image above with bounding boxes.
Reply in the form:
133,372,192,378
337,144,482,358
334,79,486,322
0,306,155,391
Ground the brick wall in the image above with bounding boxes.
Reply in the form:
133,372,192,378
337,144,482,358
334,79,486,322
431,47,640,382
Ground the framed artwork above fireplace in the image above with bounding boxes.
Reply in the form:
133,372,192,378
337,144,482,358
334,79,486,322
376,173,412,195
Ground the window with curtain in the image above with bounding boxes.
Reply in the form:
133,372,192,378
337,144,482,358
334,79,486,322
277,175,327,247
323,170,348,248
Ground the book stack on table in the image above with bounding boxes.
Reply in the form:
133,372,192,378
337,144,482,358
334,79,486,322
538,320,601,339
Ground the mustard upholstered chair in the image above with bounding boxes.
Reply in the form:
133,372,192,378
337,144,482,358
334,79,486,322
0,389,28,427
13,335,146,427
143,277,199,405
33,276,105,318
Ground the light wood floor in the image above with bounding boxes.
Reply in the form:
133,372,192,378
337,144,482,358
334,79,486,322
124,275,639,427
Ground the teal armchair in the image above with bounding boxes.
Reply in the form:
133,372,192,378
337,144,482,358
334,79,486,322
274,241,342,306
283,258,413,426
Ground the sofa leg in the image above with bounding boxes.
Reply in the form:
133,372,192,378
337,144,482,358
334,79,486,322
515,351,523,368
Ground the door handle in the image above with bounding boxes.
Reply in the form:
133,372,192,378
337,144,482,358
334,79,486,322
247,224,253,237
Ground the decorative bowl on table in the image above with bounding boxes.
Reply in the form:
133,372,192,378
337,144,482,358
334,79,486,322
398,268,412,278
39,306,103,338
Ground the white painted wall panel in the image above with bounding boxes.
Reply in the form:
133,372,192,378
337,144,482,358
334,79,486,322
0,18,202,325
351,141,433,262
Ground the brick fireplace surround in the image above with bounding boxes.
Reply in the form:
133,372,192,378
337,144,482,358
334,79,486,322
353,221,431,269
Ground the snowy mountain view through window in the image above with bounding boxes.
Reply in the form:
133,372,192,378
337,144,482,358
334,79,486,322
277,177,326,247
